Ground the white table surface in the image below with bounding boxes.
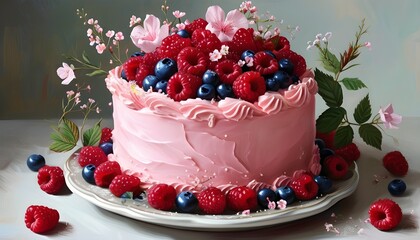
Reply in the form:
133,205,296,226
0,119,419,240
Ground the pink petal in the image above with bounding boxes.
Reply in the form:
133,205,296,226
225,9,248,30
143,14,160,35
205,6,225,25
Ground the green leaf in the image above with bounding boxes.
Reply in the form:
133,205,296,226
359,124,382,150
353,94,372,124
316,107,346,133
86,69,107,77
49,140,76,152
320,49,340,74
62,118,79,142
341,77,367,90
49,119,79,152
315,69,343,107
334,125,354,148
82,120,102,146
82,51,91,64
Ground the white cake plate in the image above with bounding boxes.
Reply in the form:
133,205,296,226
64,151,359,231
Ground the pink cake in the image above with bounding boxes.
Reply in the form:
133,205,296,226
105,67,321,193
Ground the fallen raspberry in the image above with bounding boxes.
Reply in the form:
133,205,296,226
289,174,319,200
383,151,409,176
37,165,65,194
24,205,59,234
368,198,402,231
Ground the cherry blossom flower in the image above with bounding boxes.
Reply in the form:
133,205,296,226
205,5,248,42
173,10,186,19
379,104,402,129
129,15,141,27
220,45,229,55
130,14,169,53
209,49,223,61
276,199,287,210
87,28,93,37
267,198,276,210
176,23,186,30
114,32,124,41
66,90,75,98
96,43,106,54
57,62,76,85
106,30,115,38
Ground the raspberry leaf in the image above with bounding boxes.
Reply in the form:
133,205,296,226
49,118,79,152
314,69,343,107
341,77,367,90
316,107,346,133
82,120,102,146
319,49,340,74
334,125,354,148
359,123,382,150
353,94,372,124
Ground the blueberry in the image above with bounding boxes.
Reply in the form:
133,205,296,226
275,186,296,204
264,50,276,59
176,191,198,213
216,83,235,99
265,77,281,91
197,84,216,100
177,29,190,38
155,80,168,93
314,175,333,194
131,51,145,57
121,69,127,80
142,75,159,91
154,58,177,80
388,179,406,196
291,75,300,84
320,148,335,163
257,188,277,208
26,154,46,172
202,70,220,86
82,164,96,184
315,138,326,150
272,71,293,89
278,58,294,74
241,50,255,60
100,142,113,155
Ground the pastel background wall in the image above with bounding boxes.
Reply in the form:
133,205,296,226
1,0,419,119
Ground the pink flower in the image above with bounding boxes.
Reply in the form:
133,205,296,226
57,62,76,85
115,32,124,41
379,104,402,129
106,30,115,38
364,41,372,50
96,43,106,54
277,199,287,210
129,15,141,27
173,10,186,19
130,14,169,53
209,49,223,61
205,5,248,42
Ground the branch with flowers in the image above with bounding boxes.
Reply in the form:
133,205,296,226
309,19,402,150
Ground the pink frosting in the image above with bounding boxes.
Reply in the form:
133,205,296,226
106,67,321,193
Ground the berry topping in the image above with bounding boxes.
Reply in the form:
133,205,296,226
278,58,294,74
27,154,46,172
177,29,190,38
142,75,160,91
323,155,349,180
272,71,293,89
240,50,255,61
123,55,143,81
268,35,290,54
185,18,208,35
147,183,177,211
316,131,336,150
202,69,220,86
275,49,307,77
289,174,319,200
24,205,59,234
154,58,178,80
197,187,226,215
368,198,402,231
315,138,326,150
100,127,113,144
167,72,202,101
265,77,281,92
197,83,216,100
232,71,266,103
257,188,277,209
37,165,65,194
226,186,258,212
335,142,360,165
176,191,199,213
388,179,406,196
82,164,96,185
215,59,243,85
78,146,108,168
313,175,333,194
275,186,296,205
94,161,122,187
383,151,409,176
253,51,279,76
216,83,235,99
99,142,113,155
109,174,142,198
155,80,168,93
319,148,335,163
231,28,257,53
191,29,222,55
158,34,191,60
177,47,208,77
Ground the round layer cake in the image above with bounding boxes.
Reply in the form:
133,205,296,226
106,67,321,193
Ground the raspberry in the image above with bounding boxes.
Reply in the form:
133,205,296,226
166,72,202,101
269,35,291,56
158,34,191,60
253,51,279,76
122,53,158,87
274,49,307,77
191,29,222,55
383,151,409,176
316,131,336,149
214,59,242,85
123,56,142,81
226,186,257,212
24,205,60,234
289,174,319,200
368,198,402,231
37,166,65,194
197,187,226,215
94,161,122,187
185,18,208,35
147,183,177,211
177,47,208,77
232,71,266,103
231,28,257,54
109,174,142,198
323,155,349,180
100,127,113,144
78,146,108,168
335,142,360,165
